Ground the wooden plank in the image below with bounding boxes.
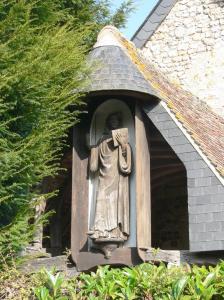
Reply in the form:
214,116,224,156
145,249,180,265
71,124,89,264
21,256,78,277
77,248,142,271
135,105,151,261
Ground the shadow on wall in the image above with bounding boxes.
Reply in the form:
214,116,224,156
43,149,72,256
144,113,189,250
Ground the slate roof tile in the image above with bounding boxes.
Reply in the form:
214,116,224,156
89,27,224,177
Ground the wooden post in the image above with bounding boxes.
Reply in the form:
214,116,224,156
71,124,89,264
135,104,151,261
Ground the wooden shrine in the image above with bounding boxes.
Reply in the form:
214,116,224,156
71,98,151,270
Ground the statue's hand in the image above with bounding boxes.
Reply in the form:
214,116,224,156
116,133,127,154
116,133,125,146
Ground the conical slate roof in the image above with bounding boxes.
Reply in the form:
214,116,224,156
88,43,157,96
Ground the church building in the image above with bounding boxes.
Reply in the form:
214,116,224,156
27,0,224,272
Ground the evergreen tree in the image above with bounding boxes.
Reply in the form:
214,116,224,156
0,0,133,264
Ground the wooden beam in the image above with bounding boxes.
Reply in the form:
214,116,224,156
135,105,151,261
77,248,142,271
71,124,89,264
145,249,180,265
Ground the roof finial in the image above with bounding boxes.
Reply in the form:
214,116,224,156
94,25,123,48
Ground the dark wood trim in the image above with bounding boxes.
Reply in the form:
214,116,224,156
71,123,89,265
135,105,151,261
76,248,142,271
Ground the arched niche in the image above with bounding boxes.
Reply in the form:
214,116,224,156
89,99,136,247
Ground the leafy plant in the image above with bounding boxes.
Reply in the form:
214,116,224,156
34,286,51,300
34,269,67,300
171,275,189,300
186,265,218,299
1,262,224,299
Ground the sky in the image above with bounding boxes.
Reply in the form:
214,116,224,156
113,0,159,39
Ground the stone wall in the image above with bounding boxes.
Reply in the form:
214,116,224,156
141,0,224,116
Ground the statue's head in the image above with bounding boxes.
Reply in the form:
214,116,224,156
106,112,122,130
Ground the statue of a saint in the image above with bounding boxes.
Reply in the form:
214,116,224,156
88,112,132,247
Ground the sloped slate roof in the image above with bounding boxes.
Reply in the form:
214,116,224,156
88,27,224,177
88,45,157,96
132,0,177,48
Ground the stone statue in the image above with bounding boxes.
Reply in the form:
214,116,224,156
88,112,132,256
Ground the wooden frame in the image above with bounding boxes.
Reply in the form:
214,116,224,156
71,101,151,271
135,105,151,260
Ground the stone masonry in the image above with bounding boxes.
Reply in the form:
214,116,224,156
141,0,224,116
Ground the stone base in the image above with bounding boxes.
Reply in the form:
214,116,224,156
25,246,48,255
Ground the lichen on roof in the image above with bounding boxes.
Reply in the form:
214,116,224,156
94,26,224,177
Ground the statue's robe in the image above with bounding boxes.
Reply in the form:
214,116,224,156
89,133,131,240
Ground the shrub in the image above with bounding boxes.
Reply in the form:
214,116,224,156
2,262,224,299
0,0,134,266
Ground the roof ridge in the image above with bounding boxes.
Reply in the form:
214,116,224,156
131,0,177,48
93,26,124,49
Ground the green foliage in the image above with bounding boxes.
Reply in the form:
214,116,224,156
57,0,135,29
0,261,43,299
171,275,189,300
185,265,218,299
34,269,67,300
2,262,224,299
35,287,52,300
0,0,133,265
0,0,87,263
